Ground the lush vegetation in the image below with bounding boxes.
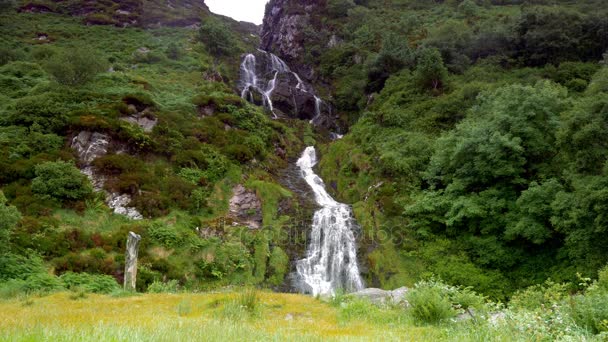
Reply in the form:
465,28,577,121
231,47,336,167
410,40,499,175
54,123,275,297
306,0,608,301
0,4,308,296
3,0,608,339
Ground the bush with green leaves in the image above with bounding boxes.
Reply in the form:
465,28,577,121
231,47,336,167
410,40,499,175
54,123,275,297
569,293,608,334
45,47,107,86
0,253,44,282
147,279,180,293
406,283,456,324
32,161,93,201
0,191,20,245
413,48,449,92
198,17,238,56
60,272,120,294
267,247,289,286
6,93,71,133
509,280,570,312
147,222,182,248
20,273,64,294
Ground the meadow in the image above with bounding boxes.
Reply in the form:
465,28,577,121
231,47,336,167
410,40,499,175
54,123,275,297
0,281,605,342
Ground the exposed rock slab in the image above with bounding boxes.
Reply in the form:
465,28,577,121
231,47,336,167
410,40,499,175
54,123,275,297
72,131,111,166
120,114,157,133
71,131,143,220
229,184,262,229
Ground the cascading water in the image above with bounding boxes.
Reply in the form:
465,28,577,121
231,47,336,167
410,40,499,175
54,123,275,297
240,54,258,102
295,147,364,296
239,51,325,121
310,96,322,124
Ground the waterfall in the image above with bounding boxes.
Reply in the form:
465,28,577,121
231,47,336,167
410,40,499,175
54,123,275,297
295,147,364,296
310,96,322,124
239,51,325,122
240,54,258,102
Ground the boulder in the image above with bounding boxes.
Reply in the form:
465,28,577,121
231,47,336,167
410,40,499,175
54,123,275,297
350,287,409,307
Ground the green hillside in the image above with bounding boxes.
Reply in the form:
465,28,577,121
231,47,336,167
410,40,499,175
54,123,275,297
3,0,608,339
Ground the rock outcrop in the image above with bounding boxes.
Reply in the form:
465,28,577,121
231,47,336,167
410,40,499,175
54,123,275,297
260,0,324,79
239,50,337,127
350,287,410,306
229,184,263,229
71,131,143,220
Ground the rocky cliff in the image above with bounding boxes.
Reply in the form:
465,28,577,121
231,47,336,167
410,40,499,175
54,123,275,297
260,0,326,80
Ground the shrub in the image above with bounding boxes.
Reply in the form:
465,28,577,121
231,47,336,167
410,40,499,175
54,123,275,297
510,280,570,311
327,0,355,18
0,253,44,282
7,93,70,132
21,273,64,294
60,272,120,294
267,247,289,286
198,17,238,56
407,285,456,324
414,48,448,92
569,293,608,334
0,279,27,299
147,279,179,293
165,42,182,60
598,265,608,292
147,222,182,248
31,161,93,201
0,191,21,245
45,47,107,86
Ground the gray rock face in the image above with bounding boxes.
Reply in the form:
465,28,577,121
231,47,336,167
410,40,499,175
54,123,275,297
124,231,142,292
350,287,410,306
107,193,144,220
120,114,157,133
239,50,337,128
71,131,143,220
260,0,322,78
229,184,262,229
72,131,111,166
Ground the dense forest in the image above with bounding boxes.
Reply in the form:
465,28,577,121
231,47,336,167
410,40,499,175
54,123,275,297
3,0,608,339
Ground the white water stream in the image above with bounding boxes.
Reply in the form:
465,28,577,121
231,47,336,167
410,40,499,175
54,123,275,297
295,147,364,296
239,51,323,120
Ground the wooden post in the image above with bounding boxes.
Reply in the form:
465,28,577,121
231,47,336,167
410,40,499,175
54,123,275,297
124,231,141,292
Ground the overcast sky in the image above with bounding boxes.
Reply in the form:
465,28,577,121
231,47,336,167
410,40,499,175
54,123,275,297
206,0,269,25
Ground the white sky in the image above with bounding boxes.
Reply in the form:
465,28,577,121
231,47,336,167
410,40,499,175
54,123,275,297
206,0,269,25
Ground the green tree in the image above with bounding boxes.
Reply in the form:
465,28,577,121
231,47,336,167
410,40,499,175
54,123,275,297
199,17,237,56
45,48,107,86
406,82,568,272
413,48,449,92
31,161,93,201
0,191,20,246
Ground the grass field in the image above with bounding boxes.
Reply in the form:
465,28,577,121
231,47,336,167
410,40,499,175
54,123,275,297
2,288,593,342
0,292,524,341
0,290,437,341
